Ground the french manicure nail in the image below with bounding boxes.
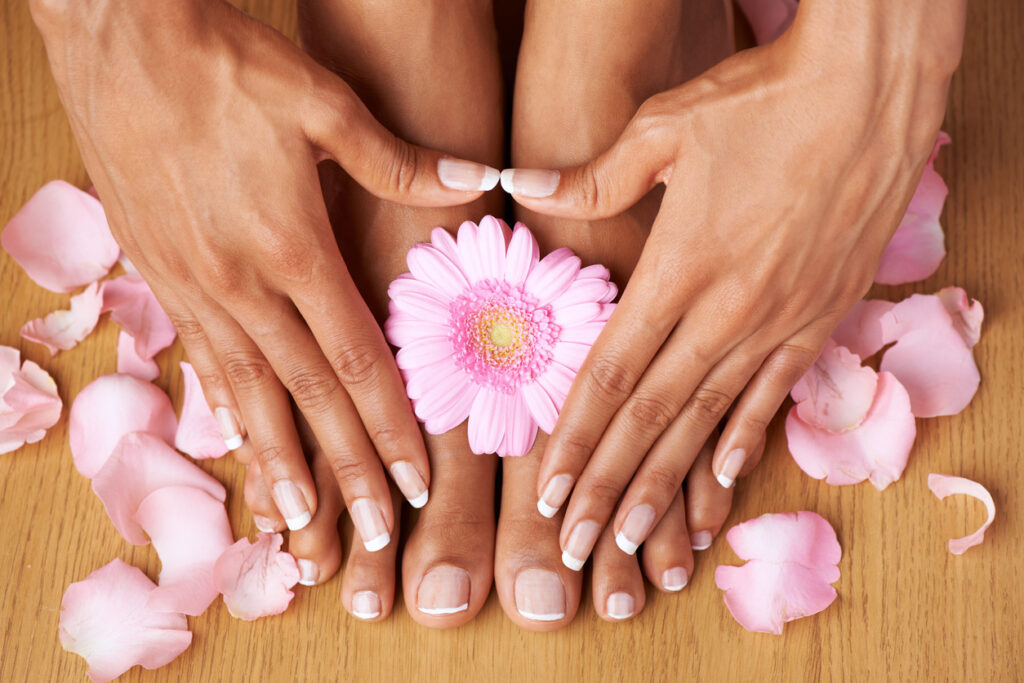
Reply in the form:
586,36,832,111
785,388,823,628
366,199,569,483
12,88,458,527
537,474,574,518
606,592,636,620
417,565,470,615
351,590,382,620
716,448,747,488
691,530,713,550
253,515,277,533
389,461,429,508
214,407,243,450
438,158,500,192
272,481,311,531
514,568,566,622
561,520,601,571
662,567,689,592
499,168,560,198
297,559,318,586
614,504,656,555
349,498,390,552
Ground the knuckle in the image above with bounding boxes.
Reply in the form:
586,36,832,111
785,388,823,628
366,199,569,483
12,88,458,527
553,431,596,467
380,137,419,196
256,443,290,472
623,392,677,434
366,424,405,457
284,367,341,413
682,385,735,426
167,313,206,345
583,476,626,509
257,233,317,287
587,356,637,404
328,454,371,488
222,352,271,389
328,339,382,387
577,162,603,212
642,462,683,495
195,255,241,298
769,342,821,381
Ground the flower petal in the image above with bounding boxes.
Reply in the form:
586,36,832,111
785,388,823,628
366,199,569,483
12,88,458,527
0,350,62,454
59,559,191,683
525,248,581,305
830,299,895,359
173,362,227,459
937,285,984,346
467,388,508,455
430,226,464,267
551,278,618,309
91,431,226,545
395,336,455,371
927,473,996,555
536,362,575,409
551,341,591,373
455,220,485,283
497,393,537,457
388,282,452,324
20,281,104,355
552,302,604,327
504,222,540,286
414,365,475,429
2,180,120,293
101,275,177,360
117,331,160,381
558,321,607,345
791,340,877,432
404,358,460,401
384,311,451,348
520,381,558,434
407,243,470,295
69,374,178,477
213,533,300,621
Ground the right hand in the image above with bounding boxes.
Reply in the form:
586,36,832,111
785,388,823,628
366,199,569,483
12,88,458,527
31,0,500,543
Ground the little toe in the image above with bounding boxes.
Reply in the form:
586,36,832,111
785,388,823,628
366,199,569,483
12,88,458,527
245,459,285,534
287,449,345,588
640,489,694,593
591,522,646,623
341,488,402,622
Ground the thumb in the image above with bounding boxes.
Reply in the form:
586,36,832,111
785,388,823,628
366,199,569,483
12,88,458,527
502,100,680,219
303,77,500,206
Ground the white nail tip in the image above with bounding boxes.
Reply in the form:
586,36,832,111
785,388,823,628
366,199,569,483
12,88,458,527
561,551,585,572
223,434,244,450
691,540,712,551
664,581,688,592
716,473,735,489
499,169,515,194
519,610,566,622
418,603,469,616
607,610,635,621
298,579,316,587
537,499,558,518
285,511,312,531
615,532,639,556
363,533,391,553
480,166,500,191
254,520,275,533
352,610,381,620
408,491,429,509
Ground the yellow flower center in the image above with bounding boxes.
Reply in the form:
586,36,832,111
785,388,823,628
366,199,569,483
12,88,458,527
489,322,515,348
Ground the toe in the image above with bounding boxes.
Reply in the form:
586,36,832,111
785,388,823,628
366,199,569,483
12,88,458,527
341,488,402,622
640,488,693,592
591,522,645,623
245,459,285,534
286,449,345,587
684,438,735,552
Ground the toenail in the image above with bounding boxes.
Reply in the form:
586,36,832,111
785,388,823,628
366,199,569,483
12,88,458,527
417,565,471,616
297,559,319,586
561,520,601,571
351,591,382,620
606,592,635,620
349,498,391,552
272,480,311,531
514,568,566,622
690,530,713,550
253,515,277,533
389,461,429,509
662,567,689,592
537,474,574,518
614,504,656,555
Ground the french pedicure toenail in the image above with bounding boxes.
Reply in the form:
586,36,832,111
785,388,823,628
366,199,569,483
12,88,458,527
514,568,567,622
214,407,243,450
662,567,689,592
716,448,747,489
561,520,601,571
690,530,713,551
614,504,656,555
297,559,318,587
606,592,636,620
499,169,560,198
349,498,391,552
389,461,429,509
537,474,575,518
351,591,382,620
437,158,501,192
253,516,277,533
272,480,311,531
417,566,471,616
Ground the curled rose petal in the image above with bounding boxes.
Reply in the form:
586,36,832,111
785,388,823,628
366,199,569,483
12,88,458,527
714,511,841,635
213,533,300,621
927,473,996,555
0,346,63,455
1,180,120,293
791,340,877,432
20,281,104,355
116,331,160,381
101,274,177,360
59,558,191,683
69,374,178,477
174,362,227,459
91,432,226,545
136,485,234,616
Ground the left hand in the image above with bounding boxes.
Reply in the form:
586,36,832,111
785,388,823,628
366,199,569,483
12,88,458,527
504,2,964,561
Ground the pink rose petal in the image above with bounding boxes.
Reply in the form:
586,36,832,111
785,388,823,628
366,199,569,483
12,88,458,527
101,274,177,360
831,299,896,360
116,331,160,381
69,374,178,477
136,485,234,616
59,558,191,683
2,180,120,293
213,533,300,621
91,431,226,545
0,346,63,454
791,340,878,432
927,473,996,555
714,511,841,635
174,362,228,459
20,281,104,355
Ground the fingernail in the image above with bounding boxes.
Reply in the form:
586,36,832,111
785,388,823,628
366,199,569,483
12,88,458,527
389,461,429,509
500,168,560,198
438,158,500,192
691,530,713,550
662,567,689,592
351,590,382,620
253,515,277,533
716,448,747,489
514,568,566,622
349,498,391,552
614,504,656,555
272,481,311,531
606,592,635,620
214,407,243,450
537,474,574,518
561,520,601,571
417,565,470,615
297,559,318,586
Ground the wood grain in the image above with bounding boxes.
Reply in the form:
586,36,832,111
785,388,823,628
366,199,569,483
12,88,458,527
2,1,1022,681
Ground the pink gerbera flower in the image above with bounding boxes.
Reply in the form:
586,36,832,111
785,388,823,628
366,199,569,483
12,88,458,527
384,216,617,457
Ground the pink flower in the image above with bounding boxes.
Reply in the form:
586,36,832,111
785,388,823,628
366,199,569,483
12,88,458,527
384,217,616,457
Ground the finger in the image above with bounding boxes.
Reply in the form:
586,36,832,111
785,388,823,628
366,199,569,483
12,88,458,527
640,488,693,593
685,441,734,551
712,319,835,488
341,487,403,621
244,460,286,533
501,93,680,217
289,440,346,588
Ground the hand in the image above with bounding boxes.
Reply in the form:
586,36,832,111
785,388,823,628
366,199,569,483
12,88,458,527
504,1,965,561
31,0,499,543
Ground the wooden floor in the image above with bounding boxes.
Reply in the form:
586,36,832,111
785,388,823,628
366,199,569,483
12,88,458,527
2,2,1022,681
